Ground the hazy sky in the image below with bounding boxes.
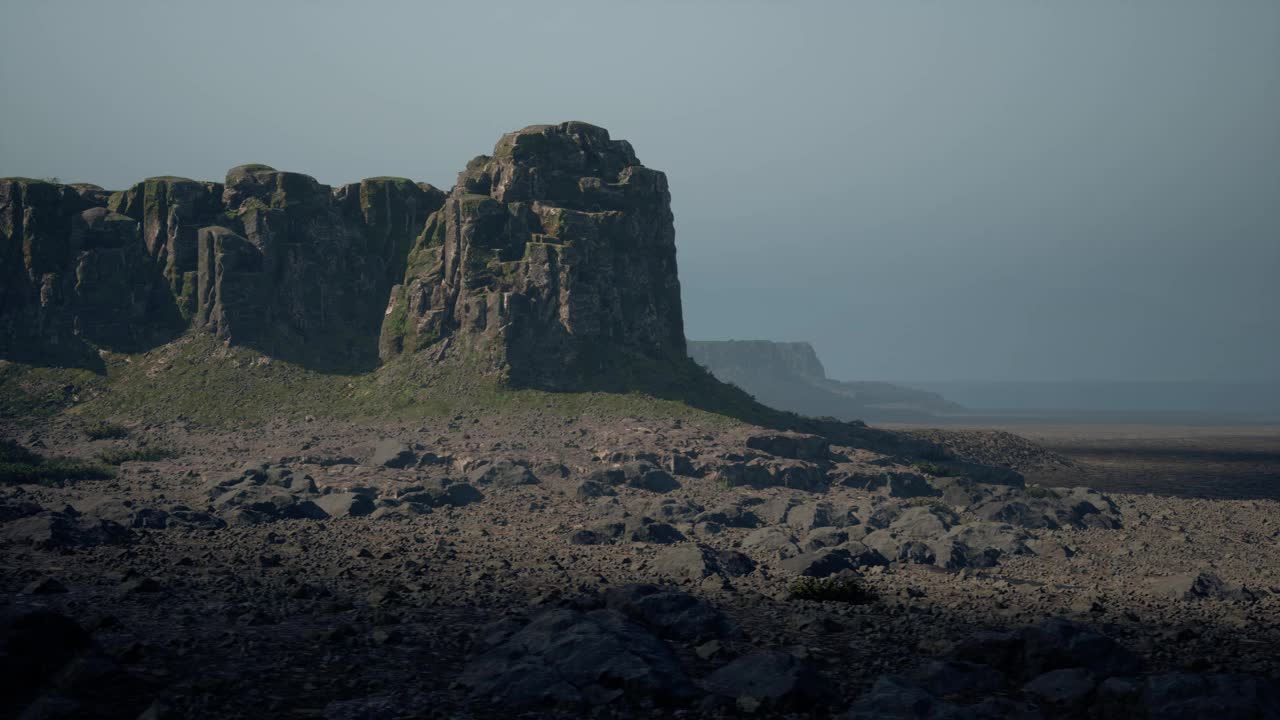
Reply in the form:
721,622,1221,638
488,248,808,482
3,1,1277,382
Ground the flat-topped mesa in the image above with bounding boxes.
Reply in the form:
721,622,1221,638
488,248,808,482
380,122,686,387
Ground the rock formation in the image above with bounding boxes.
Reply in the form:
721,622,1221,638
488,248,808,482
379,122,686,386
688,339,962,421
1,123,686,383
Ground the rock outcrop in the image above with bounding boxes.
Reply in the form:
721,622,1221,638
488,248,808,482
688,339,962,421
379,122,686,386
0,179,183,362
2,123,686,383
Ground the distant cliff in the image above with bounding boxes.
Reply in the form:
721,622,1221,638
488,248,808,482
688,339,961,421
1,122,687,385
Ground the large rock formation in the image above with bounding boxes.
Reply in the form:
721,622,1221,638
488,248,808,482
379,122,685,386
0,179,183,363
1,168,441,370
688,340,962,421
2,122,688,383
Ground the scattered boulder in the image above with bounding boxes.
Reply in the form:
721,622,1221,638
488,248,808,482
460,608,695,707
622,462,680,493
1023,667,1097,708
651,544,721,582
703,651,831,711
3,511,133,548
603,584,737,641
369,439,416,469
1147,571,1238,601
468,459,538,487
313,492,376,518
780,548,861,578
746,432,829,460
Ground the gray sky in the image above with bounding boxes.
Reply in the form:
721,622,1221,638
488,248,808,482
3,0,1277,382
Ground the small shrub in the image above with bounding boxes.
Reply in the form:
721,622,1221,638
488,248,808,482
914,461,951,477
904,496,950,510
788,576,877,604
0,441,115,485
1024,485,1060,500
97,446,177,465
84,421,129,440
0,439,42,465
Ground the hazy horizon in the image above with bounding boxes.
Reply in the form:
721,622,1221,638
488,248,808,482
4,1,1277,384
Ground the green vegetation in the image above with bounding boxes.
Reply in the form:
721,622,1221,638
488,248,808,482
0,334,750,428
84,420,129,440
97,446,177,465
788,576,877,604
904,496,952,511
0,439,114,486
1025,485,1060,500
0,361,107,420
914,461,952,477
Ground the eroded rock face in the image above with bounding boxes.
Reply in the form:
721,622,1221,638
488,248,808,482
3,123,685,382
2,169,442,369
380,122,686,386
191,167,443,368
0,179,182,361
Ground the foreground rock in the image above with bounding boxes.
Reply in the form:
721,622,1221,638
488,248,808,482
460,607,696,708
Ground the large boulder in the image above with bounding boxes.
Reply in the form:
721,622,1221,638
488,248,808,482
459,607,696,707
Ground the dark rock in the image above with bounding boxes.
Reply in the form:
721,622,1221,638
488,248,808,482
651,544,722,581
468,459,538,487
23,577,69,594
1147,571,1237,601
603,583,736,641
1020,618,1139,678
369,440,417,469
742,527,803,561
568,529,606,545
714,549,757,577
694,502,760,528
0,609,92,717
704,651,831,711
803,527,849,551
627,467,680,493
459,607,695,707
314,492,376,518
1143,672,1280,720
746,432,830,460
1023,668,1097,707
625,518,686,544
572,479,616,501
399,479,483,508
911,660,1007,697
780,548,860,577
3,511,133,548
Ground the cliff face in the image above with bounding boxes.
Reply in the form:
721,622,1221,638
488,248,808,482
0,179,183,362
688,340,827,383
1,122,687,383
379,122,685,386
1,169,441,370
688,339,962,421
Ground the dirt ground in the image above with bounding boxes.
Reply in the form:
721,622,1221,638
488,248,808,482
3,412,1279,718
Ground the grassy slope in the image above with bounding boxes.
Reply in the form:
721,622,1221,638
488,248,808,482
1,334,751,428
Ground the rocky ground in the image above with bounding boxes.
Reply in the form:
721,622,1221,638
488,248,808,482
3,410,1279,719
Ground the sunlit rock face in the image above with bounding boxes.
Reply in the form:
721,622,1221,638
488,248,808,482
380,121,686,387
